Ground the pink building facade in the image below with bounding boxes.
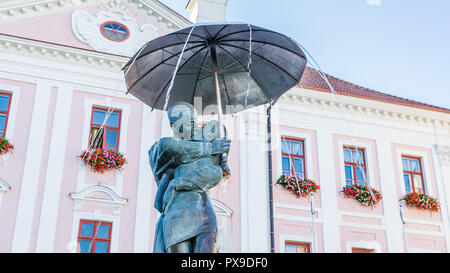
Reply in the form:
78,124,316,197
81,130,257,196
0,0,449,253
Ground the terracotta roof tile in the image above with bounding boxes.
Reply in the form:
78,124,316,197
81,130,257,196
299,67,450,114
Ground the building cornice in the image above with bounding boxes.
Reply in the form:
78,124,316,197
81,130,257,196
0,0,191,29
279,87,450,128
0,33,128,69
0,34,448,130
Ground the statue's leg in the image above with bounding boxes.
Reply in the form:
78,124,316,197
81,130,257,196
193,231,217,253
166,239,193,253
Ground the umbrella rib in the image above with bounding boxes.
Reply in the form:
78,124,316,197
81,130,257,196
220,39,306,58
220,73,232,109
212,24,230,40
218,45,272,104
150,45,209,110
216,28,280,42
191,47,211,106
123,41,205,68
127,44,206,91
220,43,302,83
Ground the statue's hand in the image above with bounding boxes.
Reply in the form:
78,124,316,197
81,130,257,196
220,160,231,176
210,139,231,155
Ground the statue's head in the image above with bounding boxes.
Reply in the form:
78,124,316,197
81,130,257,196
167,102,200,140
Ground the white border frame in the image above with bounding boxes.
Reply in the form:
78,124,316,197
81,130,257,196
279,234,313,253
395,148,433,196
0,82,21,140
346,241,381,253
337,139,376,188
276,129,315,180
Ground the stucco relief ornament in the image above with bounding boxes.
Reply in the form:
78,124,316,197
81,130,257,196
72,0,158,56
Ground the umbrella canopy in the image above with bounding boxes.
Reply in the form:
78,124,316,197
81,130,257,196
123,22,307,114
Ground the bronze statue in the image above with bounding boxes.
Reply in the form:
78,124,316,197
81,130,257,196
149,102,231,253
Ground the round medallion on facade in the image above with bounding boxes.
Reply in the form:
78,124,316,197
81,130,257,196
100,21,130,42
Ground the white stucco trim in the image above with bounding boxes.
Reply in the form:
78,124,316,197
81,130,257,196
68,210,121,253
0,83,20,140
276,129,315,180
76,98,130,195
67,185,126,253
35,84,74,252
346,240,381,253
316,129,341,252
11,80,52,252
0,178,11,207
278,234,313,253
394,147,434,196
133,105,156,253
337,138,377,189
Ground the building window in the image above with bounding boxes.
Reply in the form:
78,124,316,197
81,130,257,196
100,21,130,42
402,155,425,194
77,220,112,253
343,146,367,186
89,107,121,151
352,247,374,253
285,241,310,253
281,137,306,178
0,92,12,137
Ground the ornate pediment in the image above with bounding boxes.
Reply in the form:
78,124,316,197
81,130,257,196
72,0,158,56
0,178,11,192
211,199,232,216
70,185,127,206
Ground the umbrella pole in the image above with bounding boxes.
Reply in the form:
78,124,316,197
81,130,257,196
213,70,225,138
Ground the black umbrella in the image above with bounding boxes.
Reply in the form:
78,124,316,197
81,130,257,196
123,22,308,253
123,22,307,137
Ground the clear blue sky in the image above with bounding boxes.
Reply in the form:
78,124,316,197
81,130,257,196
161,0,450,109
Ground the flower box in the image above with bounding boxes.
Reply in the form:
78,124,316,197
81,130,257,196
79,148,127,173
0,136,13,166
401,192,440,212
341,184,382,207
0,136,13,156
276,174,320,198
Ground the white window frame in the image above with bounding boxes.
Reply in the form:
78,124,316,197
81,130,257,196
276,129,315,180
337,139,376,189
395,148,432,196
346,240,381,253
0,83,21,140
279,234,313,253
68,185,127,253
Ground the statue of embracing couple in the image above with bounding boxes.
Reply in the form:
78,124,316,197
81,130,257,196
149,102,231,253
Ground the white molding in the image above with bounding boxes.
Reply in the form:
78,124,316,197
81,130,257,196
394,147,434,196
375,138,405,253
133,104,156,253
35,84,74,253
211,199,233,216
11,80,52,252
69,185,128,207
0,83,21,140
346,240,381,253
276,129,315,180
0,0,190,28
238,111,249,253
409,247,443,253
279,87,450,128
68,185,127,253
72,7,158,56
278,234,313,253
0,178,11,207
337,138,376,189
76,98,130,201
68,210,121,253
316,129,341,252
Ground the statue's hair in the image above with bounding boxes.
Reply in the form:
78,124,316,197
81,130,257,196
167,102,197,124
